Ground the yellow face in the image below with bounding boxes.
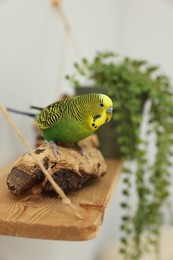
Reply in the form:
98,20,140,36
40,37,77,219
88,93,113,131
99,94,113,123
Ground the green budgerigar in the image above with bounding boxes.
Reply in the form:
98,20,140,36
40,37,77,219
7,93,113,144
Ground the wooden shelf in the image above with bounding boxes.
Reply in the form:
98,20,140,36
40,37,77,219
0,159,122,241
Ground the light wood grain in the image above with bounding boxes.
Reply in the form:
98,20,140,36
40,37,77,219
0,159,122,241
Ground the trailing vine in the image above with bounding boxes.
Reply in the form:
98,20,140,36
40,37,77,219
66,51,173,259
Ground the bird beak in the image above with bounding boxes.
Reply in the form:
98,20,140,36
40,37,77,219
106,106,113,113
106,106,113,123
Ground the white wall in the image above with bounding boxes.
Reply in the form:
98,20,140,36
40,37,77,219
116,0,173,76
0,0,173,259
0,0,118,167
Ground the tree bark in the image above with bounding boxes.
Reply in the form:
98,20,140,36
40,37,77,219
7,135,107,196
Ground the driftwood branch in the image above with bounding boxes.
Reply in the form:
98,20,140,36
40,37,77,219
7,135,107,196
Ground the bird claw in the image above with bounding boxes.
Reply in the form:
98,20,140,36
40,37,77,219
46,140,60,159
75,143,92,165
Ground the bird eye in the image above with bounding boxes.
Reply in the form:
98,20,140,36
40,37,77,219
100,103,104,107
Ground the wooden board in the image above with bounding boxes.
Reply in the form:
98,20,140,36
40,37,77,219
0,159,122,241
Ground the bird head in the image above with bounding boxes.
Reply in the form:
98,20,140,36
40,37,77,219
81,93,113,130
98,94,113,123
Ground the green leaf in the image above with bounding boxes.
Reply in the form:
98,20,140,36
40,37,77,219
66,50,173,260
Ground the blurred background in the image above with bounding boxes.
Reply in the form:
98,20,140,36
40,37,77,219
0,0,173,259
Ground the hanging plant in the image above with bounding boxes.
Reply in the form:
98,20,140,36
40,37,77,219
66,51,173,259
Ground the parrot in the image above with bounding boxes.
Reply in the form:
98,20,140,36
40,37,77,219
7,93,113,143
7,93,113,158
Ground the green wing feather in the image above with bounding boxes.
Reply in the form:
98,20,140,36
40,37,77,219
36,94,102,129
36,98,73,128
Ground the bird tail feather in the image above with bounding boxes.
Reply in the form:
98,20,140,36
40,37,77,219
6,108,36,118
29,105,43,111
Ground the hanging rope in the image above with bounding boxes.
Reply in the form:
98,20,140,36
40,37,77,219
52,0,83,60
55,30,69,98
51,0,83,98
